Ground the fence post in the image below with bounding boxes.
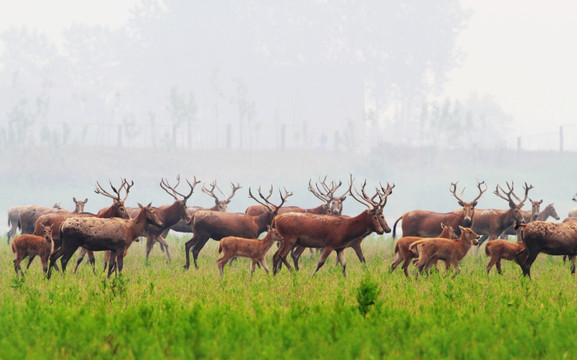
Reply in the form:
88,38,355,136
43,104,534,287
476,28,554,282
560,126,564,153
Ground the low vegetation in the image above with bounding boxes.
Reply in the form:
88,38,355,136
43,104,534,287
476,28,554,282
2,233,577,359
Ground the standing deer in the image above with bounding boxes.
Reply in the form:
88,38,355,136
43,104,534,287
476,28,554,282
515,221,577,278
162,181,241,236
271,177,394,277
66,179,134,273
568,193,577,218
48,203,163,278
409,226,480,276
217,225,283,278
183,186,292,269
7,203,60,244
16,197,87,238
391,223,458,277
12,224,54,278
392,180,487,238
472,182,533,250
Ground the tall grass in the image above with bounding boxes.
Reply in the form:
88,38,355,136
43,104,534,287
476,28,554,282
1,234,577,359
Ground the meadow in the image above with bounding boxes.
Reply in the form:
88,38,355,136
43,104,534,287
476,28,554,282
1,234,577,360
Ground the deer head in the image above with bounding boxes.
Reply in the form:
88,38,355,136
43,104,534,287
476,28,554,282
494,181,534,226
202,181,242,212
450,179,487,227
160,175,200,223
94,178,133,219
347,174,394,234
72,197,88,213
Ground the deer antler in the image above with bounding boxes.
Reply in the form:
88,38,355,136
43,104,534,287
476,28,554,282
308,179,331,203
202,181,220,202
120,178,134,202
95,180,122,201
225,182,242,203
449,181,466,205
378,182,395,207
494,182,517,208
472,179,488,203
514,182,533,207
248,186,292,213
348,175,380,210
160,175,198,202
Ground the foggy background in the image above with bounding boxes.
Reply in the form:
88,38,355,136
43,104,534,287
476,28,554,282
1,1,576,235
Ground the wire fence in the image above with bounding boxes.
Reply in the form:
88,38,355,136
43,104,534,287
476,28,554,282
3,120,577,153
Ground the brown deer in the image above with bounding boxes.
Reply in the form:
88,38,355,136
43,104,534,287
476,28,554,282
217,225,283,278
410,226,480,276
67,179,134,273
12,224,54,278
392,180,487,238
536,203,560,221
48,203,163,278
134,176,198,262
471,182,533,250
484,239,527,275
499,198,542,239
515,221,577,278
391,224,458,277
183,186,292,269
271,177,394,277
162,181,241,236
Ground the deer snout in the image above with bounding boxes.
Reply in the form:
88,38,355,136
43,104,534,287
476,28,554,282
472,235,480,246
531,213,539,221
463,217,472,227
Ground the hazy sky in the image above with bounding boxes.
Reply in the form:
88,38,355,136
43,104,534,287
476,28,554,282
1,0,576,138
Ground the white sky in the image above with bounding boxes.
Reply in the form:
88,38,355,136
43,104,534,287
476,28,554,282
1,0,576,137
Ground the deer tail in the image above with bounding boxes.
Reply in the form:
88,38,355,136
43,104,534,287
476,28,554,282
392,216,402,239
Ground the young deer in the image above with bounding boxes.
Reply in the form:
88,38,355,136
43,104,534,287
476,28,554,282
410,226,480,276
217,226,283,278
12,224,54,278
485,239,526,274
391,223,458,277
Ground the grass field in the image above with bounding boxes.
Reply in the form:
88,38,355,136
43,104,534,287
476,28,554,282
1,234,577,359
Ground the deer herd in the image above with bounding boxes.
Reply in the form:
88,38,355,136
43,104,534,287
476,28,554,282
6,175,577,280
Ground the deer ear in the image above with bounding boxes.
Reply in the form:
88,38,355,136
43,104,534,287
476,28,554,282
84,198,88,203
473,201,478,207
458,201,464,206
138,202,144,209
73,197,77,202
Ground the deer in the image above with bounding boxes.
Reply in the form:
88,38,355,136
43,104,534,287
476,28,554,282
183,186,292,270
391,223,458,277
11,224,54,278
64,179,134,273
289,178,349,270
15,197,88,237
484,238,527,275
568,193,577,218
471,182,533,251
48,203,163,278
7,203,60,244
217,225,283,278
161,181,241,236
392,180,487,238
409,226,480,276
499,198,542,239
515,221,577,278
271,176,394,277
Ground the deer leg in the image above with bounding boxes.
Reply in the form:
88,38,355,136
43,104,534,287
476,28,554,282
106,250,118,278
145,236,154,261
486,257,497,274
73,248,86,273
13,255,24,277
259,258,270,274
58,244,81,276
25,255,36,270
496,259,503,275
250,259,258,278
86,250,96,275
191,237,209,269
291,245,306,271
217,253,233,278
47,247,65,279
350,240,365,264
155,235,171,262
273,238,295,275
116,252,125,276
312,247,333,277
521,251,539,278
183,235,200,269
570,256,576,274
41,255,49,277
336,249,347,277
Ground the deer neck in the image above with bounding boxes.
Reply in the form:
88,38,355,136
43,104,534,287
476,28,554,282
344,210,376,240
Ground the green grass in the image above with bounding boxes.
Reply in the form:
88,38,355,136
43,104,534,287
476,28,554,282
1,234,577,359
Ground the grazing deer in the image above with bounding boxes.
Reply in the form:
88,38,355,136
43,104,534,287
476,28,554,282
12,224,54,278
48,203,163,278
183,186,292,269
393,180,486,238
271,177,394,277
471,182,533,250
217,225,283,278
410,226,480,276
391,223,458,277
515,221,577,278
